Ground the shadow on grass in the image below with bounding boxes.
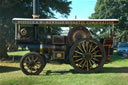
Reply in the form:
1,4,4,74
0,66,20,73
101,67,128,73
45,67,128,75
45,69,77,75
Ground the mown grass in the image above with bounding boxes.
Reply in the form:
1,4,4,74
7,50,30,56
0,52,128,85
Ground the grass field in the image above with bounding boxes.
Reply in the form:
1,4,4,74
0,52,128,85
7,51,30,56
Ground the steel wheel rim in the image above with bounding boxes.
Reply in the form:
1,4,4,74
71,39,105,72
23,54,42,74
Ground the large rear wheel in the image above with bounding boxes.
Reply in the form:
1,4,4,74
20,52,46,75
69,38,106,73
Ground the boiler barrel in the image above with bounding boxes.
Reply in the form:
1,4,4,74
26,44,65,53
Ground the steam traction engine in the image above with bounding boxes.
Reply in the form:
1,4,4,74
12,0,119,75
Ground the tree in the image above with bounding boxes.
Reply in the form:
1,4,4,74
90,0,128,42
0,0,72,59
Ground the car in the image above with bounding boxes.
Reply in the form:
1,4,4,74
117,42,128,55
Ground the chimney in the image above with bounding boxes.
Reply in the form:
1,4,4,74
32,0,40,18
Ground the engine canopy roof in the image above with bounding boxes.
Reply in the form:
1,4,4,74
12,18,119,25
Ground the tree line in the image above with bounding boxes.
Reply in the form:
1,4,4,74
0,0,72,59
90,0,128,43
0,0,128,59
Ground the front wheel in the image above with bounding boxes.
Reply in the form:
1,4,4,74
20,52,46,75
69,38,106,73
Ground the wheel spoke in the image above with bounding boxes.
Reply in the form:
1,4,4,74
35,64,41,68
28,65,32,70
82,41,87,53
73,55,81,58
92,50,99,55
86,61,89,71
26,59,36,73
89,60,92,66
94,55,102,57
30,68,33,73
74,58,83,62
89,43,92,52
34,57,39,63
32,56,35,61
25,58,29,63
86,41,89,52
92,57,99,61
79,59,84,65
74,51,83,55
36,61,41,65
91,60,96,65
77,44,84,53
32,67,36,71
27,57,31,62
28,64,38,72
82,60,87,69
91,46,98,53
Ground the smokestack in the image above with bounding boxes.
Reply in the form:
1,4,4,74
32,0,40,18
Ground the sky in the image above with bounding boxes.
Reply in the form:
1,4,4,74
56,0,97,19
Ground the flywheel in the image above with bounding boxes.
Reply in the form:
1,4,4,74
68,26,92,44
